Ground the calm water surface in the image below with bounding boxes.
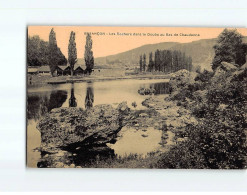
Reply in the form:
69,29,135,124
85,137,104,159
27,79,170,167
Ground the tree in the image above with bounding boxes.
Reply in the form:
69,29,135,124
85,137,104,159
167,50,172,73
28,35,42,66
212,28,247,71
154,50,161,71
160,51,165,72
68,31,77,76
141,50,192,74
84,33,94,74
28,33,67,69
48,28,59,76
235,43,247,66
143,54,146,72
172,50,179,72
148,52,154,72
28,36,49,66
139,55,143,72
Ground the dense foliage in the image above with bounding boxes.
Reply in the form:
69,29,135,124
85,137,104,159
27,36,49,66
212,28,247,71
140,50,192,73
27,34,67,70
156,66,247,169
68,31,77,76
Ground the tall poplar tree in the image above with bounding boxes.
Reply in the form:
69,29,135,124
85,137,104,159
140,50,192,73
148,52,154,72
139,55,143,72
143,53,146,72
154,50,161,71
48,28,58,76
84,33,94,74
68,31,77,76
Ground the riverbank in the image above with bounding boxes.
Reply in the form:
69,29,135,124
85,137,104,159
29,69,200,168
32,70,197,168
35,93,192,168
27,73,171,87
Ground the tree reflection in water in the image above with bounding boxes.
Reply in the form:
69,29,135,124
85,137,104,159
69,86,77,107
27,90,67,121
151,82,171,95
49,90,68,110
85,83,94,109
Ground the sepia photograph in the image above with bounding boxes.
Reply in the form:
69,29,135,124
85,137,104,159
27,26,247,169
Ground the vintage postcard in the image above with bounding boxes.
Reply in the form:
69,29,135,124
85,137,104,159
27,26,247,168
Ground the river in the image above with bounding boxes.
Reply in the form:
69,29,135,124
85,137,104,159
27,79,171,167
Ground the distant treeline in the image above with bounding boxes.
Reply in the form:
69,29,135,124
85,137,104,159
140,50,193,73
106,58,122,65
27,35,67,67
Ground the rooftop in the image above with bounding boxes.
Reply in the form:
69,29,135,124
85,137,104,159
38,66,50,72
27,68,38,73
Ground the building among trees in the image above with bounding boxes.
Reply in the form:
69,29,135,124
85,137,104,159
27,67,38,75
74,65,84,75
38,66,51,75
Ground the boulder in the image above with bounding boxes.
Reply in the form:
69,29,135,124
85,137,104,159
169,69,197,92
117,101,130,114
220,62,238,72
37,103,129,152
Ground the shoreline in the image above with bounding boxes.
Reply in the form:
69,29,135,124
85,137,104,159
27,74,171,86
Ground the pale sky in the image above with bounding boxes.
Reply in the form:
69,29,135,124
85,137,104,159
28,26,247,58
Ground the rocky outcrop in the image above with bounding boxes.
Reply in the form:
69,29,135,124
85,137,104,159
212,61,247,86
168,69,197,101
220,61,238,72
138,87,156,95
214,61,238,77
142,95,198,130
169,69,197,92
37,102,130,152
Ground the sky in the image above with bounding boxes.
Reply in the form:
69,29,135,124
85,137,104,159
28,26,247,58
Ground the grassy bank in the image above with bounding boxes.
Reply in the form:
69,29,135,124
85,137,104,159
81,153,160,168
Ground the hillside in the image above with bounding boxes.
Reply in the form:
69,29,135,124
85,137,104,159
169,38,217,70
80,37,247,71
95,42,178,66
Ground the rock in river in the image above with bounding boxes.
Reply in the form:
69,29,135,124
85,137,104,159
37,103,130,152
